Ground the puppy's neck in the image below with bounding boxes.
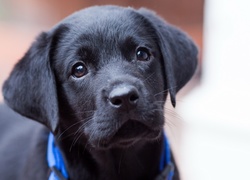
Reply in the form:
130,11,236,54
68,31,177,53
57,134,164,180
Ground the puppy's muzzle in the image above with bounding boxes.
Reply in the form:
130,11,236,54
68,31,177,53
108,85,139,111
87,73,163,149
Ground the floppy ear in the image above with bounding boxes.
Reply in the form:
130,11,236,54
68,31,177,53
138,9,198,107
3,29,62,132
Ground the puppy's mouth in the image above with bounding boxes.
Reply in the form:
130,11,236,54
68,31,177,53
98,120,161,149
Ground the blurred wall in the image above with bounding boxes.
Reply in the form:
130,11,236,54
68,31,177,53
2,0,203,26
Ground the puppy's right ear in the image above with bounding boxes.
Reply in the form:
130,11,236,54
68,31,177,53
3,26,68,133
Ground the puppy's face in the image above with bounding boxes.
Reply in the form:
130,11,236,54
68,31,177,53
3,6,197,150
52,8,165,149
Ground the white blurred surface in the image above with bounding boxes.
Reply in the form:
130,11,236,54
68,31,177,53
178,0,250,179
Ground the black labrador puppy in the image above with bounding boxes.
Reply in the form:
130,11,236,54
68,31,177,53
0,5,197,180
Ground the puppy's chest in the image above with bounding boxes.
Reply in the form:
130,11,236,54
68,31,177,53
95,156,157,180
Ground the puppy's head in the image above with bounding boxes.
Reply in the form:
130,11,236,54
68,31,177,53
3,6,197,149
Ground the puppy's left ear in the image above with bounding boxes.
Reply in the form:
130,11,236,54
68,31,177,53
2,26,68,132
138,9,198,107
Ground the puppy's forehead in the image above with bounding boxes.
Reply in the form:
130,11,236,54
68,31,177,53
63,6,137,27
60,6,153,41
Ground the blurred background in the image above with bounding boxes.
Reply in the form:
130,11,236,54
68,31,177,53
0,0,249,180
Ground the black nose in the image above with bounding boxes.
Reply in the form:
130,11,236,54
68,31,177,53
109,85,139,110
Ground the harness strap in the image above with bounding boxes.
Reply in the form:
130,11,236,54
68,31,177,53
47,133,68,180
47,132,174,180
155,162,175,180
156,133,175,180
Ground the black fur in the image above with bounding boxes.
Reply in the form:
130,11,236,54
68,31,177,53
0,5,197,180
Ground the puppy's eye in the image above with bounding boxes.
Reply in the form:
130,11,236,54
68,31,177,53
136,47,150,61
72,62,88,78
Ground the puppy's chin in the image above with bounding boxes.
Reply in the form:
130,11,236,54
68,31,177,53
90,120,162,150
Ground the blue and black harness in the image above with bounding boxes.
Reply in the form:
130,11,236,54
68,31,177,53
47,133,174,180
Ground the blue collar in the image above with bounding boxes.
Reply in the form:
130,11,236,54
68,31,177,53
47,132,174,180
157,133,175,180
47,133,68,180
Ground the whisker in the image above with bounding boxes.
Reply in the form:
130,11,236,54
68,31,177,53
58,115,93,140
154,89,169,97
154,86,179,97
143,72,155,83
57,120,85,140
69,119,93,151
72,110,95,116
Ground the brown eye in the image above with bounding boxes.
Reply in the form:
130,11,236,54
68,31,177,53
72,62,88,78
136,47,150,61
